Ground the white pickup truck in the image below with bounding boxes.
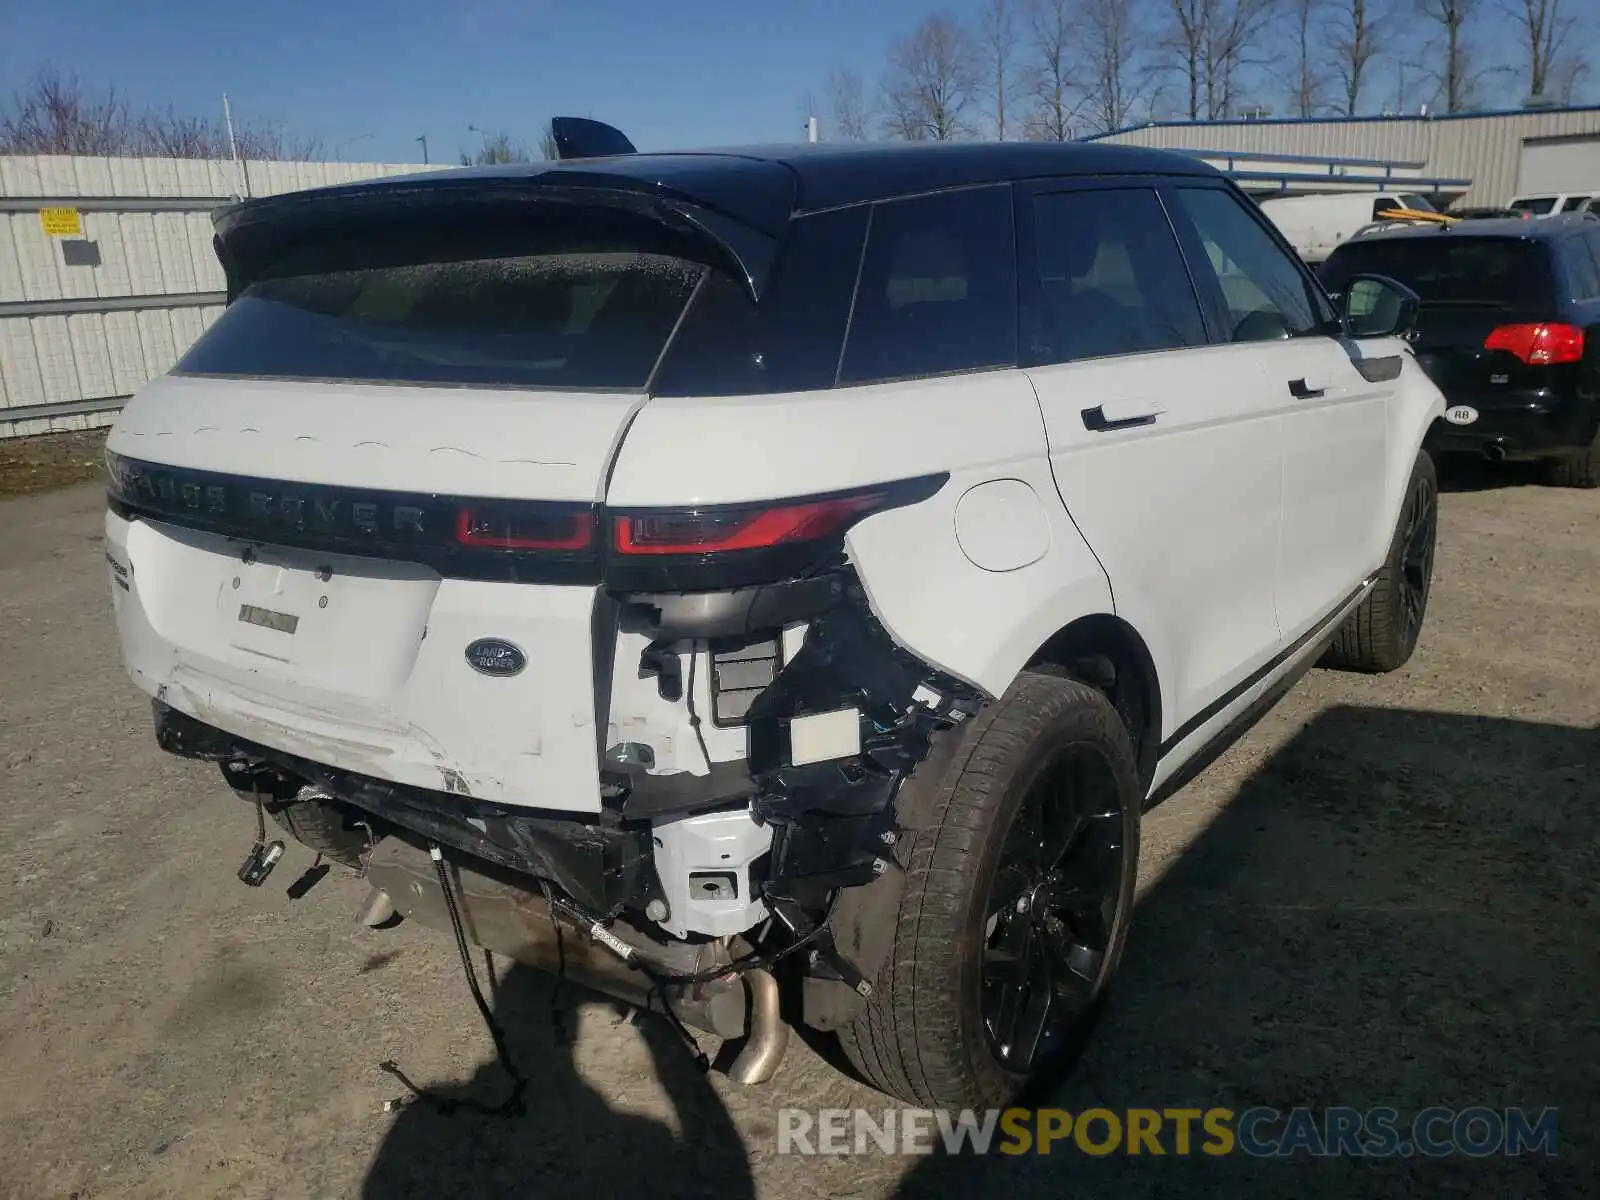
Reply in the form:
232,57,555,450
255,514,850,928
1257,190,1449,264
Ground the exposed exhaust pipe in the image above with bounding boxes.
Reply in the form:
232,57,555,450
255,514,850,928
357,887,397,928
726,968,790,1085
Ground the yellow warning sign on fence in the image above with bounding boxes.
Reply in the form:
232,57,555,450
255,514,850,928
39,207,83,237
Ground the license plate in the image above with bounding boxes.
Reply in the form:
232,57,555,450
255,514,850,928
238,603,300,634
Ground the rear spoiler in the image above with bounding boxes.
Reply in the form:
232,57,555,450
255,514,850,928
550,117,636,160
207,117,791,300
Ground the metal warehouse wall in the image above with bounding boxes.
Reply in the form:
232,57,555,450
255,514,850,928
1096,107,1600,206
0,155,440,439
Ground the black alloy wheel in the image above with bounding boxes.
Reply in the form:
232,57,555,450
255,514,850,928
1397,466,1437,652
979,744,1130,1073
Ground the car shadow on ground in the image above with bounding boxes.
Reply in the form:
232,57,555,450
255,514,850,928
359,704,1596,1199
361,966,756,1199
893,704,1598,1199
1433,451,1554,492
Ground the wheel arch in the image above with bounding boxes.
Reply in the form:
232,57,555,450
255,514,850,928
805,610,1162,1037
1025,613,1163,794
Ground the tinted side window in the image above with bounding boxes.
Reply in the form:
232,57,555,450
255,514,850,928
1320,236,1553,306
1561,195,1591,212
1565,234,1600,301
652,207,868,396
1374,198,1400,219
838,186,1015,385
1022,187,1207,366
1172,187,1321,341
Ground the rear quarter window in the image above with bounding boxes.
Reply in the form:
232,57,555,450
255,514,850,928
837,186,1016,385
650,207,868,397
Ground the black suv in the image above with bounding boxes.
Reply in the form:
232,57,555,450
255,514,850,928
1319,214,1600,487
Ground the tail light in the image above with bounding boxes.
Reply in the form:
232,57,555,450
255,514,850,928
1483,323,1585,366
606,474,947,590
614,494,882,556
455,504,595,551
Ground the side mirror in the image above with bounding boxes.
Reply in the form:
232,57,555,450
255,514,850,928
1339,273,1420,339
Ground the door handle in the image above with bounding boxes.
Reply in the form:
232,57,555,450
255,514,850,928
1288,377,1328,399
1081,404,1160,432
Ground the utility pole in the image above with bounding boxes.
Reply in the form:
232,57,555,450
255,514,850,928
416,134,429,164
222,93,249,198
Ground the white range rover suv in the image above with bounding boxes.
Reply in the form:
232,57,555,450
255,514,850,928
104,121,1444,1109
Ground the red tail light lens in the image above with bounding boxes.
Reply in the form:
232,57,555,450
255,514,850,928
455,505,594,551
1483,323,1585,366
615,494,882,556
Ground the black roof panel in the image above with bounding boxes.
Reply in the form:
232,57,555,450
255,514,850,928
246,140,1219,229
683,140,1220,212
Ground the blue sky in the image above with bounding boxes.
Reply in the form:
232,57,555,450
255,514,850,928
1,0,1595,163
0,0,920,160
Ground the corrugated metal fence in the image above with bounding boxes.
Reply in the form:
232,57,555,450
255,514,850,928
1096,106,1600,207
0,154,439,439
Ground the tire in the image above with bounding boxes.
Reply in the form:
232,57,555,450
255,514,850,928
1546,432,1598,489
1322,449,1438,674
839,671,1142,1109
267,789,372,869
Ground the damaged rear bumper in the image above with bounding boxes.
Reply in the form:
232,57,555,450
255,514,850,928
153,570,984,1025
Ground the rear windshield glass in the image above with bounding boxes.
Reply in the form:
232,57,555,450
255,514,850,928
177,213,708,390
1321,237,1551,305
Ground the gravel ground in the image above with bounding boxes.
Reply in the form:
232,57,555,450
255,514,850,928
0,465,1595,1199
0,430,107,500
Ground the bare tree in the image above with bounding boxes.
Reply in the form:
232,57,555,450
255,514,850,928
1209,0,1282,117
1080,0,1148,133
232,123,324,162
458,130,531,166
1166,0,1208,117
1164,0,1280,119
138,106,223,159
0,65,324,159
1286,0,1329,115
881,12,981,141
0,66,132,155
539,122,560,160
825,66,874,140
1549,49,1589,104
1508,0,1576,100
1021,0,1079,139
980,0,1018,139
1327,0,1388,114
1415,0,1483,111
